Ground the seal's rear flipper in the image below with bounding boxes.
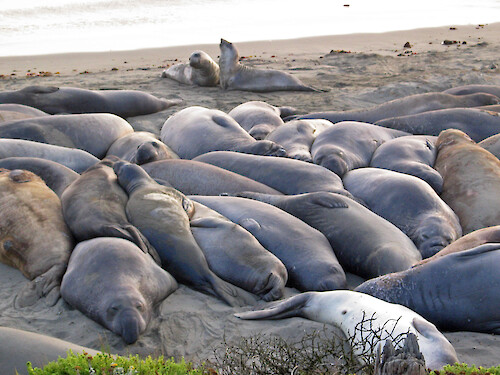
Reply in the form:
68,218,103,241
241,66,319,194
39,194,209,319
235,292,312,320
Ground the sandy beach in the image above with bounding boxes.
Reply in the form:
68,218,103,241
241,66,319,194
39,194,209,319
1,22,499,372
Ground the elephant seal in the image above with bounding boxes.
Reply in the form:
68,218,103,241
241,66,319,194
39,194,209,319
190,201,288,301
61,237,178,344
235,290,459,370
0,103,50,117
0,85,182,118
0,139,99,173
61,156,159,263
193,151,350,196
355,243,500,335
0,113,134,158
219,39,321,92
266,119,332,162
106,131,179,165
0,327,100,375
434,129,500,234
235,191,421,279
291,92,499,123
161,50,220,86
369,135,443,193
0,110,36,123
191,195,347,292
343,168,462,258
444,84,500,98
228,101,298,139
141,159,281,196
376,108,500,142
160,106,286,159
479,133,500,159
0,157,79,197
476,104,500,113
0,169,73,307
311,121,409,177
113,161,257,307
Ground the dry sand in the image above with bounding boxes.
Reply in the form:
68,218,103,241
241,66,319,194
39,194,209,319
0,23,499,372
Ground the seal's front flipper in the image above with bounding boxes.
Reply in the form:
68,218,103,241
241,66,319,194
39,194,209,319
14,264,65,308
208,273,259,307
311,193,349,209
231,140,287,157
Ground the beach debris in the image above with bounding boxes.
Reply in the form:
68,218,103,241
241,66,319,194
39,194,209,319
329,49,352,54
111,67,118,71
449,27,457,30
442,40,459,45
344,4,350,7
404,42,412,48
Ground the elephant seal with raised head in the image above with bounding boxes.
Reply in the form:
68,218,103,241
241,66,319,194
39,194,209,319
161,50,220,87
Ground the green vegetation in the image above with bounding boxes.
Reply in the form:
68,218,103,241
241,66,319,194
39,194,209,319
430,363,500,375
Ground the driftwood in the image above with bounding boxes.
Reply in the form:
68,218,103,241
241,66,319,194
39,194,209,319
374,333,427,375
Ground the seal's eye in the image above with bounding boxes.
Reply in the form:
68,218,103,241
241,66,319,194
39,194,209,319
182,198,192,213
136,303,144,312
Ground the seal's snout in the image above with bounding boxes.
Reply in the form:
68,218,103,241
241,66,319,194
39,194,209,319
134,142,159,165
118,309,146,345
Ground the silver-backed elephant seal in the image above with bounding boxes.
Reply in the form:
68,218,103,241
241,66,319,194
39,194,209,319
266,119,332,162
444,84,500,98
479,133,500,159
369,135,443,193
0,139,99,173
193,151,350,196
434,129,500,234
0,85,182,118
0,157,79,197
356,243,500,335
61,237,178,344
291,92,499,123
106,131,179,165
190,201,288,301
311,121,409,177
161,50,220,87
235,191,421,279
343,168,462,258
160,106,286,159
0,103,50,117
114,161,257,307
376,108,500,142
0,113,134,158
191,195,347,292
228,101,298,139
219,39,322,92
0,169,73,307
235,290,458,370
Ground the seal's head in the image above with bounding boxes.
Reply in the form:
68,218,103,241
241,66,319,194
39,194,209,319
436,129,474,150
113,160,154,195
315,147,349,177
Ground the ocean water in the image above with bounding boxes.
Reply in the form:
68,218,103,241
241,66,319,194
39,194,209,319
1,0,499,57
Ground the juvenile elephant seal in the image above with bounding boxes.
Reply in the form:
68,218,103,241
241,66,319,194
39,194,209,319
61,237,178,344
236,291,459,370
190,201,288,301
434,129,500,234
114,161,257,307
0,169,73,307
0,85,182,118
219,39,321,92
444,84,500,98
479,133,500,159
161,50,220,87
355,243,500,335
160,106,286,159
343,168,462,258
106,131,179,165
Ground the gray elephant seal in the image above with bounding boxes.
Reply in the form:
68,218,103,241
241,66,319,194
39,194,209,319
190,201,288,301
191,195,347,292
444,84,500,98
0,103,50,117
479,133,500,159
236,290,458,370
161,50,220,87
0,113,134,158
160,106,286,159
61,237,178,344
219,39,321,92
106,131,179,165
114,160,257,307
343,168,462,258
434,129,500,234
0,85,182,118
355,243,500,335
0,169,73,307
0,138,99,173
0,157,79,197
369,135,443,194
235,191,421,279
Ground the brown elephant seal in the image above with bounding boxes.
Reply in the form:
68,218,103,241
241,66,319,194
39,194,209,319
434,129,500,234
61,156,159,263
61,237,178,344
0,85,182,118
190,201,288,301
161,50,220,87
444,84,500,98
479,133,500,159
355,243,500,335
113,160,257,307
219,39,322,92
106,131,179,165
0,169,73,307
160,106,286,159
